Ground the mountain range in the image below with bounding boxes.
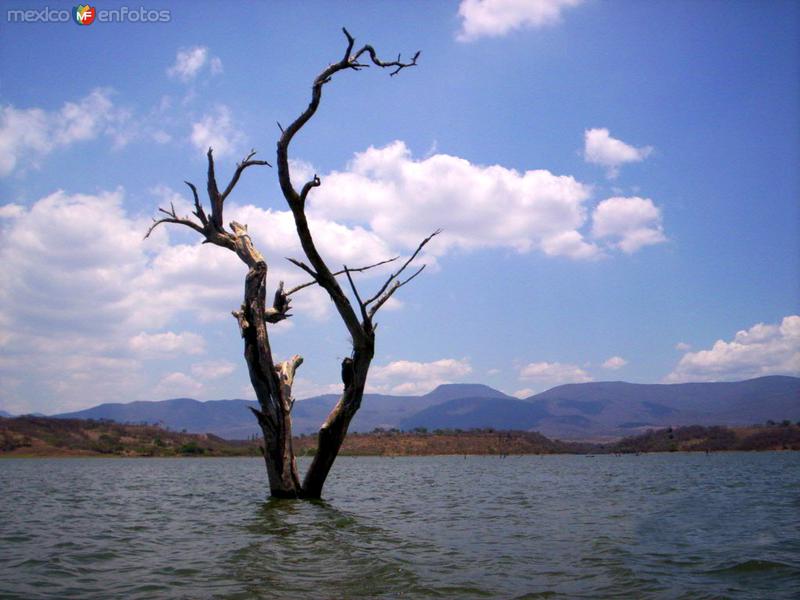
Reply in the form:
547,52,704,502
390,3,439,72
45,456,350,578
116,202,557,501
14,376,800,440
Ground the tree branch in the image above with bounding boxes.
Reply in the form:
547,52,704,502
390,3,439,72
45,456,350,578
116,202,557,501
365,229,440,308
146,147,271,263
275,28,419,347
206,148,223,228
185,181,208,227
286,255,399,296
144,204,205,239
265,281,292,323
368,264,426,319
343,265,370,324
299,174,321,205
221,149,271,203
286,257,318,281
350,44,420,77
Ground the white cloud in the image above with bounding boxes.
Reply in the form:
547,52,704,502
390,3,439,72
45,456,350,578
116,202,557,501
665,316,800,382
457,0,584,41
519,361,592,389
592,196,666,253
584,128,653,178
368,358,473,395
190,105,245,157
167,46,223,82
675,341,692,352
0,187,418,412
308,141,602,260
512,387,535,399
191,360,236,380
0,89,130,176
129,331,206,358
154,372,204,398
0,204,24,219
602,355,628,370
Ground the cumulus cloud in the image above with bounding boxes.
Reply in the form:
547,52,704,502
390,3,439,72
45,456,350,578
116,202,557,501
167,46,222,82
519,361,592,389
512,387,535,399
0,187,419,412
665,316,800,382
368,358,473,395
191,360,236,380
584,128,653,178
308,141,601,260
0,204,24,219
457,0,584,41
154,372,204,398
602,355,628,370
592,196,666,253
0,89,130,176
129,331,206,358
675,342,692,352
190,105,245,157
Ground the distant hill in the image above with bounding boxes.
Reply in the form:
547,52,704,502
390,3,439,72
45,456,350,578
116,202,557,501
55,398,261,440
51,377,799,440
0,410,13,418
53,383,507,439
400,376,800,439
420,383,512,402
399,396,550,431
525,376,800,439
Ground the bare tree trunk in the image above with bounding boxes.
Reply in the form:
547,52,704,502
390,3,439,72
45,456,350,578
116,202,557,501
240,262,302,498
302,348,372,498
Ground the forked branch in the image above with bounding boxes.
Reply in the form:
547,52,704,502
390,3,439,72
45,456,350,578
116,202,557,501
364,229,441,319
222,150,271,203
145,148,270,259
278,28,418,207
145,202,205,239
276,28,420,347
285,255,400,295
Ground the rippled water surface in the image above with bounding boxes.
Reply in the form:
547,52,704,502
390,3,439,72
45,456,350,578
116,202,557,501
1,453,799,598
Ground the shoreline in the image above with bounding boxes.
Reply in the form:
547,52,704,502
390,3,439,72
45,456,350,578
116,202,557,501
3,416,799,458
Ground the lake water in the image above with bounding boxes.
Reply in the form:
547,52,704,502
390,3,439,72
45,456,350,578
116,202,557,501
1,453,798,599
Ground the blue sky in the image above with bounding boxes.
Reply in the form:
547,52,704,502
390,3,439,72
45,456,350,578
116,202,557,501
0,0,798,414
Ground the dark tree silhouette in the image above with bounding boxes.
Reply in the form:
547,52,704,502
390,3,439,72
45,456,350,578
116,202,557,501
147,29,436,498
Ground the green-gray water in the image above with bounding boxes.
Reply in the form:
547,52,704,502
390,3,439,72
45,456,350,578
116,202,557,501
1,453,798,598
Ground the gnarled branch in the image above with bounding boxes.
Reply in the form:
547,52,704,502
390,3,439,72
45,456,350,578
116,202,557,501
144,202,206,239
265,281,292,323
276,28,419,348
221,149,271,203
145,147,271,260
286,255,399,296
364,229,441,318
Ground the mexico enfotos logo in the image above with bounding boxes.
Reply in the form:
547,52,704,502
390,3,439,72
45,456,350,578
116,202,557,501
7,5,171,24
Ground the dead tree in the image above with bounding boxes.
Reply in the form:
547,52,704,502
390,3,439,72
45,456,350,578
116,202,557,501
146,29,436,499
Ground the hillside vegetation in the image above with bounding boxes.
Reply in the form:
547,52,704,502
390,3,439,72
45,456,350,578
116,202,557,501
610,423,800,453
2,417,798,457
0,416,257,457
